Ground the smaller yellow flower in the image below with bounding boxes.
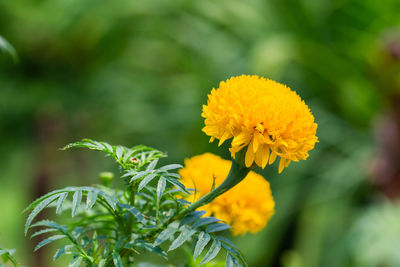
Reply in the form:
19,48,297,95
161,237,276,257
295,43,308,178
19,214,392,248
179,153,275,235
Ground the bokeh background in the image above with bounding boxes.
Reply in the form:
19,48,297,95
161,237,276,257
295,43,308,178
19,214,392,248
1,0,400,266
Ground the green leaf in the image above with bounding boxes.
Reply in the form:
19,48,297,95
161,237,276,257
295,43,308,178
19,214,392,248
30,220,69,234
199,240,221,266
112,251,123,267
53,245,74,261
125,240,168,259
68,256,83,267
0,35,17,62
167,173,180,179
168,227,197,251
115,146,124,160
117,203,145,222
153,222,179,246
216,238,247,267
194,232,211,259
127,171,147,183
159,164,183,172
138,173,157,191
71,190,82,217
98,191,117,210
225,253,234,267
98,259,106,267
166,177,189,194
56,192,68,214
31,228,58,238
25,194,61,235
86,190,97,209
225,253,242,267
156,177,166,204
192,217,220,229
206,223,231,233
34,235,66,251
146,159,158,171
180,211,206,226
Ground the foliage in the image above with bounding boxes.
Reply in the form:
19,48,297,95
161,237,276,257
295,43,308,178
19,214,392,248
0,246,21,267
24,139,246,266
0,35,17,62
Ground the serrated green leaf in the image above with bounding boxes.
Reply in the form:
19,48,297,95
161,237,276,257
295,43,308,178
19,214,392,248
117,203,145,222
112,252,123,267
127,171,147,183
146,159,158,171
159,164,183,172
55,192,68,214
53,245,74,261
199,240,221,266
31,220,68,233
125,240,168,259
68,256,83,267
115,146,123,159
180,210,206,226
98,191,117,210
34,235,66,251
166,177,189,194
86,190,97,209
192,217,220,229
114,236,129,251
177,199,191,206
214,236,240,250
168,227,197,252
167,173,180,178
153,222,179,246
194,232,211,259
71,190,82,217
156,177,166,204
225,253,242,267
25,194,61,235
206,223,231,233
138,173,157,191
31,228,58,238
217,238,247,267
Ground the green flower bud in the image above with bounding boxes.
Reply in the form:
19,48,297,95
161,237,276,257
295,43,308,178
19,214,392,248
99,172,114,186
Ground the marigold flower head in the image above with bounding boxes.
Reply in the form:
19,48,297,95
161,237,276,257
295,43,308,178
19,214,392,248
179,153,275,235
202,75,318,173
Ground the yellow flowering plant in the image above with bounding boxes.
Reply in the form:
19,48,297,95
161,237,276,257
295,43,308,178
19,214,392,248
16,75,316,267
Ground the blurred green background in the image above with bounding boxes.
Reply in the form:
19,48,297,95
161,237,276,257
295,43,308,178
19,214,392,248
1,0,400,266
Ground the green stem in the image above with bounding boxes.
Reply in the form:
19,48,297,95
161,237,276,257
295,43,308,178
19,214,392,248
175,159,250,221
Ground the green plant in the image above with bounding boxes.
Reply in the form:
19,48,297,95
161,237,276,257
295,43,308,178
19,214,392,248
23,139,246,266
0,246,22,267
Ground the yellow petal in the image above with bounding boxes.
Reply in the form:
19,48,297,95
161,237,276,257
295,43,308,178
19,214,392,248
245,143,255,167
253,135,259,153
218,131,231,146
231,131,250,147
269,151,277,164
278,157,285,174
285,159,291,167
261,147,270,168
254,147,263,167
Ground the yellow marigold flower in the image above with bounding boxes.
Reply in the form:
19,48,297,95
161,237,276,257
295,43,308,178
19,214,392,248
202,75,318,173
179,153,275,235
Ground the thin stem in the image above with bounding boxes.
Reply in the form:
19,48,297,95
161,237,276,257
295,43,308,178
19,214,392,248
178,160,250,219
